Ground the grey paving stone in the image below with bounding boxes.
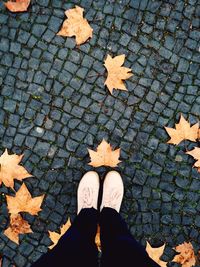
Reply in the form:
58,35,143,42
1,0,200,265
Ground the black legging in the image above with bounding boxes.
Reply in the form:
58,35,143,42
32,208,160,267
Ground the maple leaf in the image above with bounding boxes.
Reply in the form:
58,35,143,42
146,242,167,267
95,225,101,252
104,54,133,94
57,5,93,45
173,242,196,267
49,218,71,249
88,139,121,168
165,114,199,145
4,0,30,12
6,183,45,215
186,147,200,172
4,214,32,244
0,149,32,189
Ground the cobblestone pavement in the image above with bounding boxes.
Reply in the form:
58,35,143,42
0,0,200,266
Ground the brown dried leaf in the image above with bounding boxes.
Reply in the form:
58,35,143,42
88,139,121,168
165,114,199,145
173,242,196,267
6,183,45,215
57,5,93,45
104,54,133,94
95,225,101,252
0,149,32,189
146,242,167,267
4,0,30,12
49,218,71,249
4,214,32,244
186,147,200,171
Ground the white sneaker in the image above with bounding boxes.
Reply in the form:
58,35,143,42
100,171,124,212
77,171,100,214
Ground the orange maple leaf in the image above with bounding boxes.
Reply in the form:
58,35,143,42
186,147,200,173
57,5,93,45
4,214,32,244
104,54,133,94
146,242,167,267
88,139,121,168
6,183,45,215
173,242,196,267
95,225,101,252
0,149,32,189
49,218,71,249
165,114,199,145
4,0,30,12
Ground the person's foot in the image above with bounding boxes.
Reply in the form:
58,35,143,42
77,171,100,214
100,171,124,212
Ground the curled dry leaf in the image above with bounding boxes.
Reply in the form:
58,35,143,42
49,218,71,249
4,0,30,12
57,5,93,45
0,149,32,189
95,225,101,252
146,242,167,267
165,114,199,145
88,139,121,168
186,147,200,172
6,183,45,215
104,54,133,94
4,214,32,244
173,242,196,267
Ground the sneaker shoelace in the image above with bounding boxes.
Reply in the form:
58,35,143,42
81,187,93,209
104,188,121,210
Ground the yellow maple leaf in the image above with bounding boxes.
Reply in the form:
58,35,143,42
88,139,121,168
0,149,32,189
57,5,93,45
173,242,196,267
4,0,30,12
6,183,45,215
165,114,199,145
4,214,32,244
104,54,133,94
49,218,71,249
146,242,167,267
186,147,200,172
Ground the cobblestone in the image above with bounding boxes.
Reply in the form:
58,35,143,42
0,0,200,265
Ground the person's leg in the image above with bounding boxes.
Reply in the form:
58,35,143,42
100,171,160,267
100,207,160,267
32,171,100,267
32,208,99,267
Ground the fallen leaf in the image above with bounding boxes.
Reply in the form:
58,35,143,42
57,5,93,45
0,149,31,189
146,242,167,267
88,139,121,167
4,0,30,12
6,183,45,215
186,147,200,172
173,242,196,267
165,114,199,145
95,225,101,252
4,214,32,244
104,54,133,94
49,218,71,249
